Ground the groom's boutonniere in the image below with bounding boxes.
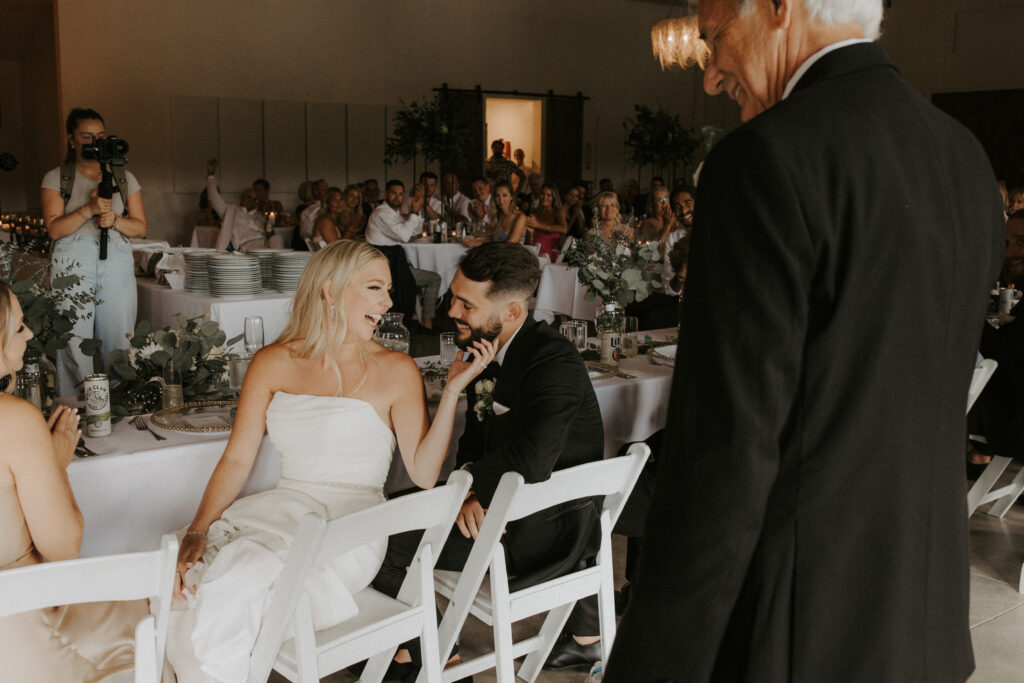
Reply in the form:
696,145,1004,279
473,378,496,422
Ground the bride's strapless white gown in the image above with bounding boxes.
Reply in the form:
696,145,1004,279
166,392,394,683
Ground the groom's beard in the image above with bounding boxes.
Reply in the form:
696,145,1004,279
452,314,502,352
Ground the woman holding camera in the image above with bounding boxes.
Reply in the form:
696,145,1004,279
41,108,147,396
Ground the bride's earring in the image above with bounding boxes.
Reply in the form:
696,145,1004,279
329,304,336,330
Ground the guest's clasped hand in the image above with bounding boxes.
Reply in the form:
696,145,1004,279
443,338,496,396
46,405,81,470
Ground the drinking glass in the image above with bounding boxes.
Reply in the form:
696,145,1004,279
621,316,640,358
571,319,590,352
244,316,265,356
439,332,458,366
162,360,184,409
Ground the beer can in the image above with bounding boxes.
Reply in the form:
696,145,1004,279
83,374,112,437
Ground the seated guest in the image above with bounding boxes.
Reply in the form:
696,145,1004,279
484,139,525,189
671,186,695,235
664,231,691,299
521,173,544,214
401,171,442,221
563,185,588,239
366,180,442,330
575,179,595,228
166,242,495,681
299,178,329,242
598,178,615,193
292,181,315,249
440,173,472,225
970,212,1024,464
636,186,680,244
313,185,367,245
0,282,147,680
252,178,284,215
588,191,634,245
194,188,220,226
463,181,526,247
206,159,284,252
525,182,568,257
468,177,497,225
619,178,642,218
1010,186,1024,215
361,178,382,215
373,242,606,674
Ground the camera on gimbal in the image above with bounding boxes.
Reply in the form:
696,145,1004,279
80,136,129,166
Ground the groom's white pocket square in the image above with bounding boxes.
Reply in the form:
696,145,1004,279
492,401,511,415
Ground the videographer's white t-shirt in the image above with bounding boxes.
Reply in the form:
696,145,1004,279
41,166,141,239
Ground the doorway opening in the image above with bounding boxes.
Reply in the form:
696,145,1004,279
484,97,542,190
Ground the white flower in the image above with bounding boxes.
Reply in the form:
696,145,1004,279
473,378,497,421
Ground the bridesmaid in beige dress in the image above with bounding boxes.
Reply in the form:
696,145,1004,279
0,282,146,682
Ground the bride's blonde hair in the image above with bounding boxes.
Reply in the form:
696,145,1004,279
276,240,387,393
0,283,17,393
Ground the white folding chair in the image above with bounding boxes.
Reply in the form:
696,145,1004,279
425,444,650,683
248,470,472,683
554,237,573,264
0,534,179,683
964,359,1024,518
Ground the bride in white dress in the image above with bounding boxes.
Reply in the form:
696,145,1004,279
165,240,495,682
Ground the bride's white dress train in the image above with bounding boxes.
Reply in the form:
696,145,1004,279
166,392,394,683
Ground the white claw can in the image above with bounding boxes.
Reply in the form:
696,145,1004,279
83,374,112,437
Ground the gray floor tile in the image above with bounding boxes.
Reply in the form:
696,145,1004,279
968,602,1024,682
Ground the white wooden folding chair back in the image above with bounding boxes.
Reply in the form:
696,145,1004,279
0,534,178,683
247,471,472,683
967,358,997,413
554,237,573,264
429,444,650,683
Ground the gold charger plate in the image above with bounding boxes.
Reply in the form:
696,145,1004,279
150,400,239,433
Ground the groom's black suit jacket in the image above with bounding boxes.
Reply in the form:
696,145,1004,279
607,43,1003,682
457,317,604,584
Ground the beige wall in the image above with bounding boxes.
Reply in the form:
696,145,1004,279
51,0,737,243
47,0,1024,243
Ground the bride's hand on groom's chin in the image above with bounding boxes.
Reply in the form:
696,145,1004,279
446,339,497,393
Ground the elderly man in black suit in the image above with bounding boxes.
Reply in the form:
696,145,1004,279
372,242,605,676
605,1,1004,681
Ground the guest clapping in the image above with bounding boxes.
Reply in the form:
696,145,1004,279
637,186,681,244
525,183,567,257
313,185,366,245
0,282,146,680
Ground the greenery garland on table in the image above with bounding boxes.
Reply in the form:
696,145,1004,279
104,315,243,417
561,233,663,306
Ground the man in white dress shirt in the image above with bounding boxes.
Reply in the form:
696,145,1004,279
366,179,442,329
298,179,328,241
401,171,443,221
205,159,283,252
440,173,471,225
468,177,496,226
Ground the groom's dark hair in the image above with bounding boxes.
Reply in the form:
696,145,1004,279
459,242,540,301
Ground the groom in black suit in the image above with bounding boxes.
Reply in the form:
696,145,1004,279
373,242,605,673
606,1,1004,682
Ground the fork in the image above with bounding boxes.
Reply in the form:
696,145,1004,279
134,414,166,441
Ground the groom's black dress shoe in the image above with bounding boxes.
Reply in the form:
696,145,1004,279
542,633,601,671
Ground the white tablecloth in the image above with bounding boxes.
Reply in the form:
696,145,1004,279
69,333,675,557
136,278,293,348
190,225,296,249
400,241,468,290
533,263,597,324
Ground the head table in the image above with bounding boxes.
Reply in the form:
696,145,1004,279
68,328,677,558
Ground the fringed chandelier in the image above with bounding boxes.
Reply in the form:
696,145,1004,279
651,13,709,70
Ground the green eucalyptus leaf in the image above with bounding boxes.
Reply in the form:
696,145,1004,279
78,337,103,357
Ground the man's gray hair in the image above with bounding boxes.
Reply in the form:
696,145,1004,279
736,0,883,41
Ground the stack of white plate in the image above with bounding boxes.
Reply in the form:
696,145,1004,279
207,254,262,299
272,251,313,292
248,248,292,289
184,252,213,292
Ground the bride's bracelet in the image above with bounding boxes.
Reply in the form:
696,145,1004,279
184,530,207,539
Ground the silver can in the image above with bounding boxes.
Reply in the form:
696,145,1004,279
83,374,112,437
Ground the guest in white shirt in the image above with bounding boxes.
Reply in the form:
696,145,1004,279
206,159,284,252
401,171,443,221
440,173,471,225
366,180,442,329
468,177,497,225
299,179,328,241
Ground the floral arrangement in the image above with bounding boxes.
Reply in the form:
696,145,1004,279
473,377,496,422
104,315,242,417
562,233,663,306
1,243,101,364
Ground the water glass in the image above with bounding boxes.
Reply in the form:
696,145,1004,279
621,316,640,358
439,332,458,366
571,319,589,352
244,316,265,356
